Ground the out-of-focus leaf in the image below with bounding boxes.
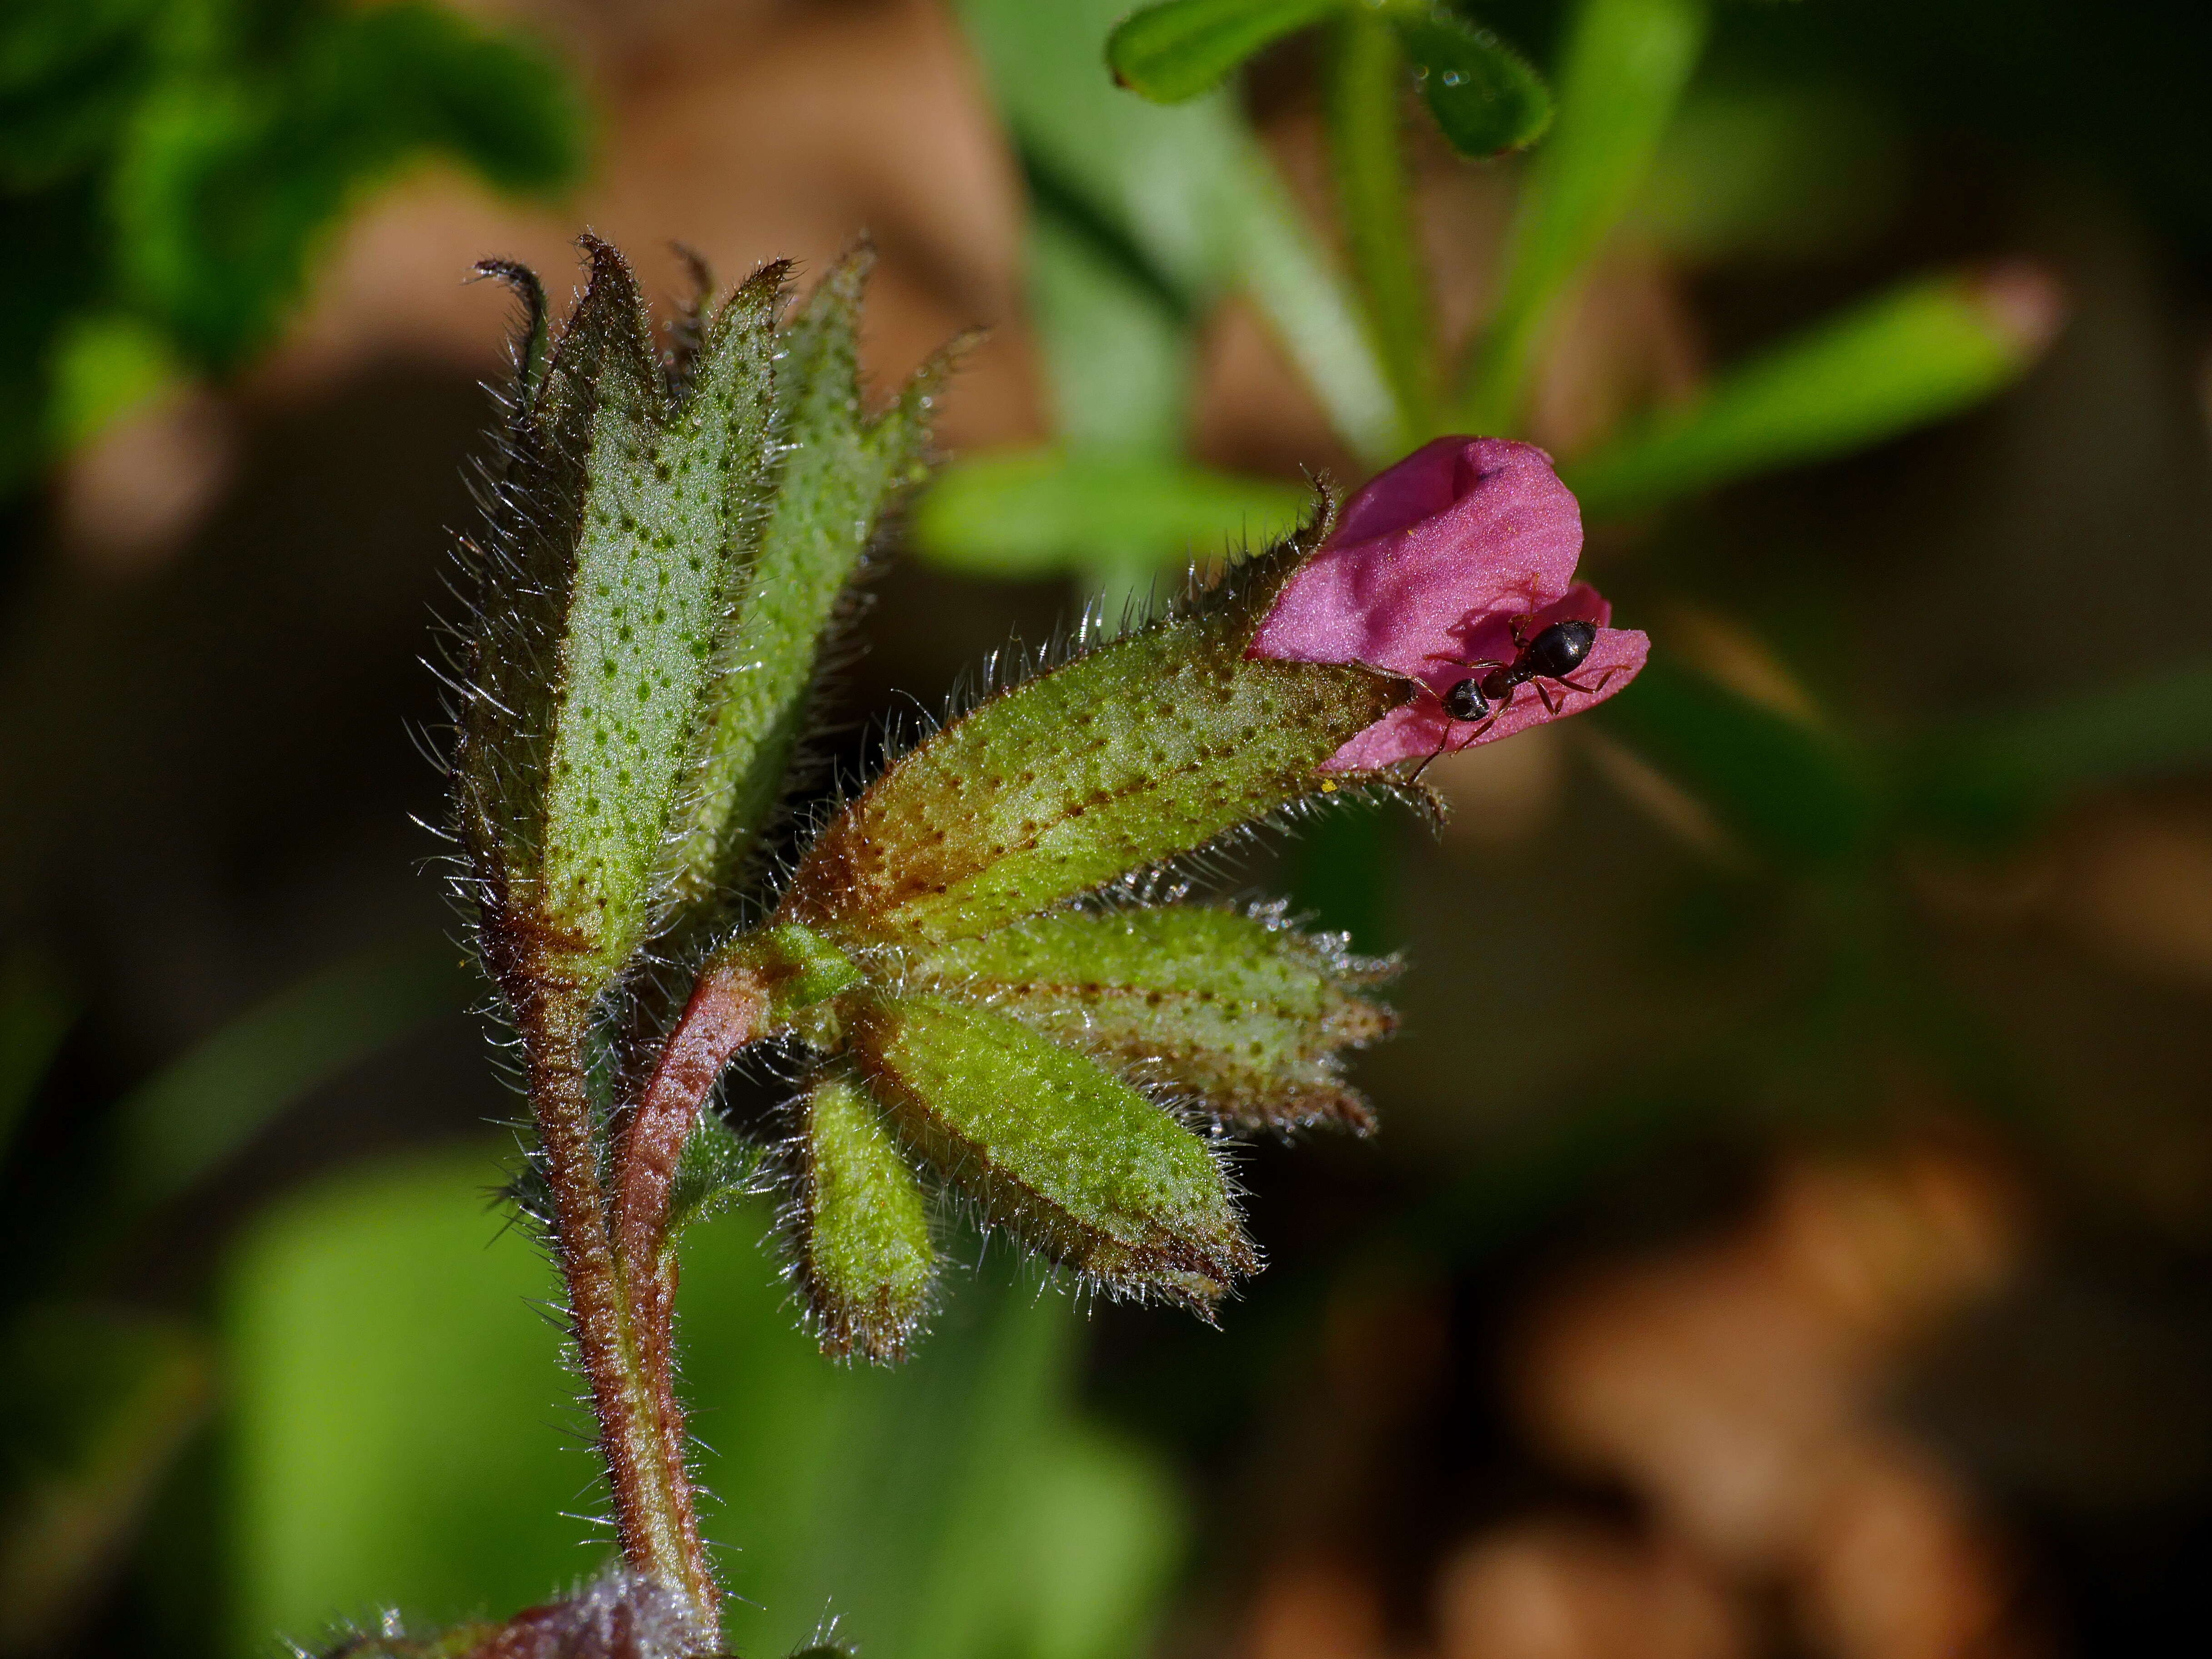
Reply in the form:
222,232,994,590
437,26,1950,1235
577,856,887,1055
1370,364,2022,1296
1396,7,1550,158
0,1305,213,1654
113,2,583,368
42,311,181,448
1629,85,1906,264
1459,0,1708,431
960,0,1234,302
0,0,158,189
1593,654,1879,867
225,1156,595,1645
1002,1428,1184,1659
1028,204,1190,459
226,1154,1185,1659
0,951,71,1162
1326,12,1430,444
109,940,464,1216
1905,657,2212,844
1107,0,1344,104
1565,268,2062,521
1219,132,1402,462
959,0,1397,460
664,1111,764,1238
6,0,585,499
913,447,1310,580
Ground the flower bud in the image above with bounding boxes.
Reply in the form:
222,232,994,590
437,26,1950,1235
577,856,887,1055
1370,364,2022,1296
794,1070,937,1363
909,905,1394,1131
1248,436,1647,769
841,991,1256,1308
778,514,1412,952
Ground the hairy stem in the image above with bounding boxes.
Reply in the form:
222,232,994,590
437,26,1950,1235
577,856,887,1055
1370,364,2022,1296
608,965,770,1516
516,984,717,1625
613,964,771,1277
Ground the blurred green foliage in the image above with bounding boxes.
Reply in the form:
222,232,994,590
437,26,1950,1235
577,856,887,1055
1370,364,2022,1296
931,0,2042,596
0,0,583,493
1110,0,1549,161
226,1154,1183,1659
6,0,2212,1651
0,941,464,1649
0,1304,211,1652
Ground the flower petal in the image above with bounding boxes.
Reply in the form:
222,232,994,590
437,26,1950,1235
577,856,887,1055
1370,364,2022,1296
1322,622,1650,772
1248,437,1582,681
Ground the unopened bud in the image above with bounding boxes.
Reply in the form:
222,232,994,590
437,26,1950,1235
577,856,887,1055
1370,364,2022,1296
795,1071,937,1362
910,905,1395,1131
842,991,1256,1307
777,514,1410,952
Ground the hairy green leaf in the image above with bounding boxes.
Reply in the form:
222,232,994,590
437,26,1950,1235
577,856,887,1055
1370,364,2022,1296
663,247,950,914
664,1111,764,1238
1397,6,1550,159
845,994,1253,1307
1106,0,1345,103
456,242,786,991
796,1072,937,1363
911,906,1394,1131
530,254,784,983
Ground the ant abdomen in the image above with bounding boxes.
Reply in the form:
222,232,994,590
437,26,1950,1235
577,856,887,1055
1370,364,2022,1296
1522,619,1599,681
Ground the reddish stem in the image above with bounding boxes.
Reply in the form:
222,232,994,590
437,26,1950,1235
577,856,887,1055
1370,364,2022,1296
609,964,770,1541
514,984,719,1626
613,962,770,1281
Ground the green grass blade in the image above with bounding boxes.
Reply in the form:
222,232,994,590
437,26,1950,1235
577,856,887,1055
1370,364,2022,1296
913,447,1309,580
1327,10,1433,442
109,942,463,1216
1221,132,1403,461
1565,268,2061,521
1458,0,1708,433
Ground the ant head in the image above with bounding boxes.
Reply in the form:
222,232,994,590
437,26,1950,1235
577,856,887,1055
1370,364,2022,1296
1526,618,1599,679
1443,677,1492,723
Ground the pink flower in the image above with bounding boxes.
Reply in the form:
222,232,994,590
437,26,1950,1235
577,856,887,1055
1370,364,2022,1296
1249,436,1649,771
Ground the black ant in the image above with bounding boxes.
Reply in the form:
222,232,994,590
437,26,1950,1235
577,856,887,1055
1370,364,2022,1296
1408,615,1616,781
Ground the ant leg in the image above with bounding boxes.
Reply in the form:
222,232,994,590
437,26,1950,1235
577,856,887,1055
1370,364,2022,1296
1556,668,1619,700
1407,713,1500,784
1406,729,1452,785
1534,679,1563,715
